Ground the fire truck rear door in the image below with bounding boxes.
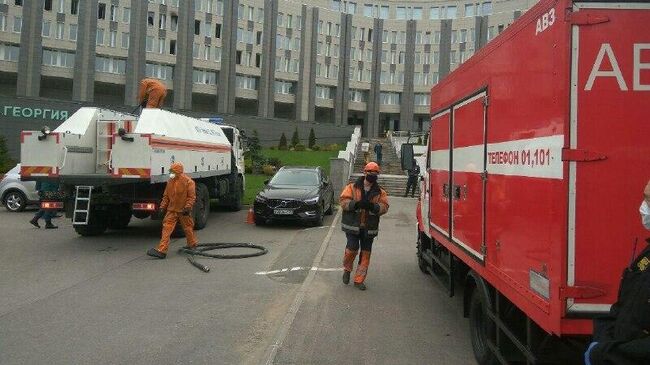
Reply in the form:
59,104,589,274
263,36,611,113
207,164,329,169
429,110,452,237
567,2,650,314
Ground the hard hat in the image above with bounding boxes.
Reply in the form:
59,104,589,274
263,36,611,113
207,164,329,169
364,162,380,173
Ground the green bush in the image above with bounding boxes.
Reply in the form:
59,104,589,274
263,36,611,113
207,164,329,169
291,127,300,147
308,128,316,149
267,157,283,168
0,136,14,173
269,146,277,150
294,144,306,151
262,164,276,176
278,132,288,150
327,143,340,152
311,145,320,151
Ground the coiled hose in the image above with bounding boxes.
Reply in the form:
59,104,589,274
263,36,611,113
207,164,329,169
178,243,268,272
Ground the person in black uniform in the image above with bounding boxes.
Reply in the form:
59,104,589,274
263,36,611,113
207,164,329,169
404,159,420,198
584,180,650,365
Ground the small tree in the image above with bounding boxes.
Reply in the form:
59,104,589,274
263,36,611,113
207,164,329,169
0,135,14,173
308,128,316,149
291,127,300,147
248,130,265,173
278,133,288,150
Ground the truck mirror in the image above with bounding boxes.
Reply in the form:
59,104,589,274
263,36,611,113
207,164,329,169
401,143,414,170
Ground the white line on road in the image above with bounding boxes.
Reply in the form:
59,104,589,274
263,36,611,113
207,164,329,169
260,208,342,365
255,266,343,275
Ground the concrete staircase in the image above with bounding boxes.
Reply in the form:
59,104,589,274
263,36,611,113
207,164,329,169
349,138,420,197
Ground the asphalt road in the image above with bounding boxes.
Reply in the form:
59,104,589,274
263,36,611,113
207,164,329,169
0,198,475,365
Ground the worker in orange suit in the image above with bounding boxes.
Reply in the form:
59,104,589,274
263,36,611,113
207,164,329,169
340,162,389,290
147,162,198,259
137,78,167,109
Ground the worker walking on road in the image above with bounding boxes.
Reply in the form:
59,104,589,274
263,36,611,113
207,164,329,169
147,162,198,259
137,78,167,109
29,180,61,229
340,162,389,290
584,179,650,365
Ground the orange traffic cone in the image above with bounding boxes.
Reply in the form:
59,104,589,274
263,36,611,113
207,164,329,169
246,207,255,224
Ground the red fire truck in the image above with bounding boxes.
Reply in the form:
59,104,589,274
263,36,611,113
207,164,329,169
410,0,650,363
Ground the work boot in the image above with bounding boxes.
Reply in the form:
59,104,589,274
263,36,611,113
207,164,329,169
146,248,167,259
342,271,351,285
182,244,198,251
45,222,58,229
29,218,40,228
354,282,367,291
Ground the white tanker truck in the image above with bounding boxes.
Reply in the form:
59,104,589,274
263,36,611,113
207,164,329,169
20,108,245,236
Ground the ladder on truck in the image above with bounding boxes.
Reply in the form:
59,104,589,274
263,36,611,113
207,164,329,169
73,186,93,225
96,118,135,174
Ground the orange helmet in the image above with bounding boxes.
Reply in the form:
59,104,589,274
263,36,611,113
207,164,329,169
364,162,380,174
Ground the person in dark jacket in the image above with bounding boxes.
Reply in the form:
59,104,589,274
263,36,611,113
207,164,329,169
373,142,383,166
29,180,60,229
339,162,389,290
404,159,420,198
584,180,650,365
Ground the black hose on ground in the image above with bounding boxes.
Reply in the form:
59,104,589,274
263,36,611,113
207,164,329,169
178,243,268,273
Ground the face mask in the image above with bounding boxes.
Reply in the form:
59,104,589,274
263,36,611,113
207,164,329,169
365,174,378,183
641,201,650,230
169,173,176,179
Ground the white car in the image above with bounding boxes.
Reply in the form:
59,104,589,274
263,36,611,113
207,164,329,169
0,164,39,212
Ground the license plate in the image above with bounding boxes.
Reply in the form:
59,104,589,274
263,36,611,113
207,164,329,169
274,209,294,215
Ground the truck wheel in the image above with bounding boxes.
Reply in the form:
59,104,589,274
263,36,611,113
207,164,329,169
469,289,497,365
74,210,108,236
417,233,430,275
229,176,243,212
193,183,210,230
107,205,132,229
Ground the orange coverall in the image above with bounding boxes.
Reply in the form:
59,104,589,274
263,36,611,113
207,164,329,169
155,163,198,254
339,180,389,284
137,78,167,108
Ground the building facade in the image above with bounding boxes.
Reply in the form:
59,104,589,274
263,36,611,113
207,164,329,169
0,0,535,137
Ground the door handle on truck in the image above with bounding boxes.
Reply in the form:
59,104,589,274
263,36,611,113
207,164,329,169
442,183,450,199
453,185,462,200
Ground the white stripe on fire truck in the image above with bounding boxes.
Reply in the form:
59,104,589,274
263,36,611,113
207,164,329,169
429,135,564,179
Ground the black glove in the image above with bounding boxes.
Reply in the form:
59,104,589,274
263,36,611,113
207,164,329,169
349,201,359,211
158,207,167,216
357,200,372,210
370,203,381,214
182,207,192,216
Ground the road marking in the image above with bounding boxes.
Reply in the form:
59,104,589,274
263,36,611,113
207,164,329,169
260,208,341,365
255,266,343,275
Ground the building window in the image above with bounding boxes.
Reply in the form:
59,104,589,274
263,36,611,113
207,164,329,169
193,69,217,85
55,22,64,39
363,4,373,17
110,5,118,21
236,75,257,90
445,6,458,19
96,28,104,46
274,80,295,95
98,3,106,19
194,20,200,35
380,6,389,19
465,4,475,17
415,94,430,106
430,7,440,19
316,85,332,99
14,0,22,5
146,63,174,80
96,56,126,74
277,12,283,27
0,43,19,62
349,89,367,103
170,15,178,31
123,8,131,23
109,31,117,47
146,36,155,52
380,92,400,105
121,32,129,49
169,39,176,54
396,7,406,19
148,12,155,26
256,7,264,23
44,0,52,11
42,49,75,68
42,21,51,37
482,2,493,15
71,0,79,14
69,24,77,41
214,47,221,62
159,14,167,30
413,7,423,19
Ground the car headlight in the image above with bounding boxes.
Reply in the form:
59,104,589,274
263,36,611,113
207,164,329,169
255,195,267,203
304,196,319,204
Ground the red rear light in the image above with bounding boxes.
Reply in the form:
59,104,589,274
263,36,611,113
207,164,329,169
132,202,157,211
41,201,63,210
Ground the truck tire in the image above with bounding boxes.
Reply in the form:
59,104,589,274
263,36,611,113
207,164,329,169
193,183,210,230
417,233,430,275
469,288,497,365
107,205,132,230
228,176,243,212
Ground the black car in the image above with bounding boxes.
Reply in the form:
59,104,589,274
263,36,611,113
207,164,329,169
253,166,335,226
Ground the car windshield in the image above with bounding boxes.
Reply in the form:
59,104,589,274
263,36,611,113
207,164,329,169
270,170,319,186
